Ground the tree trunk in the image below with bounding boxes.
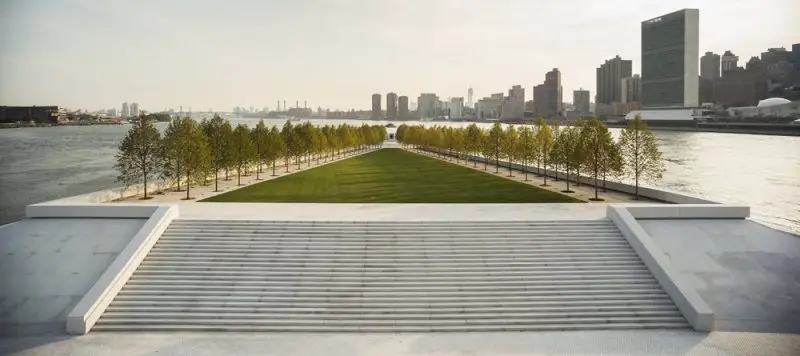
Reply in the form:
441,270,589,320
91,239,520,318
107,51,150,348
543,162,548,186
237,166,241,186
602,170,607,192
594,166,599,200
272,161,276,176
143,170,148,199
214,170,219,192
256,161,261,180
524,159,528,181
185,171,191,200
635,173,639,200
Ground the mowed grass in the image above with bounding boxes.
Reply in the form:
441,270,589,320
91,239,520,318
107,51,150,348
202,148,580,203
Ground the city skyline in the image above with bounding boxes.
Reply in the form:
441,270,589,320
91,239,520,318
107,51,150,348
1,0,798,111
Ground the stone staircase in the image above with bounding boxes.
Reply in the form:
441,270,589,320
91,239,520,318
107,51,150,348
94,220,688,332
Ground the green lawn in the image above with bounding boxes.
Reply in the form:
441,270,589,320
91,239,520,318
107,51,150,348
202,148,580,203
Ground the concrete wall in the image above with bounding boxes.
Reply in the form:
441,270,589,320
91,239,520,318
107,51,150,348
417,148,718,204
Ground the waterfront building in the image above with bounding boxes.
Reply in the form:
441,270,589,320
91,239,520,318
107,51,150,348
499,85,525,120
418,93,440,119
121,102,129,118
621,75,642,104
386,93,398,120
596,56,632,106
641,9,699,108
467,88,474,108
573,89,590,115
476,94,502,120
371,94,382,120
130,103,140,118
533,68,562,118
0,106,60,124
449,97,464,119
398,96,409,119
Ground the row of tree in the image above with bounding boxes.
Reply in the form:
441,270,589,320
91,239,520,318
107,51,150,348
396,116,664,200
115,115,388,199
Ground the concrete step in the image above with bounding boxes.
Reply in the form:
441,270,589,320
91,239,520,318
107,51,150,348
122,279,660,291
94,316,688,327
117,286,667,297
140,252,640,264
112,293,674,304
92,321,689,332
171,220,614,227
128,268,652,279
151,241,630,250
100,309,681,321
146,245,631,254
98,219,687,332
127,272,654,283
159,231,621,239
106,302,676,313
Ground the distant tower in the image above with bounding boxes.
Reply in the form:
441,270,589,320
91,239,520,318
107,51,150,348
386,93,398,120
304,100,307,109
277,100,280,111
371,94,382,120
283,100,286,111
467,87,474,108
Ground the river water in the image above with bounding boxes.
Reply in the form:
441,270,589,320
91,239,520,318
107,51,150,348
1,118,798,234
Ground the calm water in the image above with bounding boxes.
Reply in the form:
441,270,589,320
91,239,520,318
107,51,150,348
1,118,798,234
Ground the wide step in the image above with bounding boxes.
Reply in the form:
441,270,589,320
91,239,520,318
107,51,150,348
96,220,688,332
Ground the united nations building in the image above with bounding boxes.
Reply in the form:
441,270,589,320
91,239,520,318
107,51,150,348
641,9,699,108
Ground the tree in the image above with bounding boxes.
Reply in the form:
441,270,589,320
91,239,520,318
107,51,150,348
281,121,296,172
114,117,162,199
266,125,286,176
220,121,234,181
518,126,534,181
479,129,493,171
489,122,504,173
619,114,665,200
251,120,269,180
466,123,482,167
200,115,229,192
570,120,589,187
502,125,518,176
535,119,555,186
599,136,623,192
231,123,255,185
581,119,614,201
161,117,191,192
182,121,211,200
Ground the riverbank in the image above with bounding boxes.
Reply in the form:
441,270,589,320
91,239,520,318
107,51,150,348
604,122,800,136
0,121,125,129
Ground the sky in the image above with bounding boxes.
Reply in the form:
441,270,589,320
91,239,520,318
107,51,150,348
1,0,798,112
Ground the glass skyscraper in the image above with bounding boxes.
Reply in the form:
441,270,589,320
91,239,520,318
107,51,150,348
641,9,699,108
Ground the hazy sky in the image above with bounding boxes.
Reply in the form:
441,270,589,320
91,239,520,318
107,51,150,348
1,0,798,112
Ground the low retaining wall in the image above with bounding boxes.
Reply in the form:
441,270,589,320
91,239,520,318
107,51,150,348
65,205,179,334
606,205,715,331
415,147,718,204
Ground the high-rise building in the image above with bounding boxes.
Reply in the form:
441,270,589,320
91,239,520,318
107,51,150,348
700,51,721,80
721,50,739,76
371,94,382,120
573,89,590,114
467,88,474,108
386,92,398,120
532,68,562,118
130,102,139,118
596,56,632,105
418,93,439,119
641,8,699,108
121,102,129,118
621,75,642,104
398,96,409,119
449,97,464,119
500,85,525,119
